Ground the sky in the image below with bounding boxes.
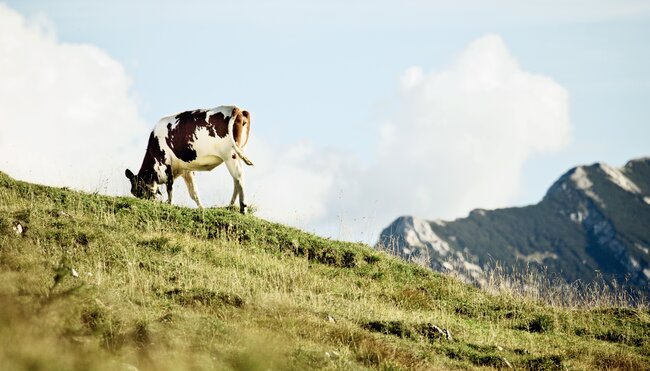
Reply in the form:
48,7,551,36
1,1,649,243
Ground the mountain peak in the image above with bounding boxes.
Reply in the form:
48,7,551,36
625,156,650,168
378,157,650,295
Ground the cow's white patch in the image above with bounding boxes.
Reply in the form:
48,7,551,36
205,105,237,124
153,161,166,181
155,118,175,140
163,117,179,131
644,268,650,279
184,126,230,170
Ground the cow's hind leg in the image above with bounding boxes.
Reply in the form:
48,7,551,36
182,171,203,208
225,157,247,214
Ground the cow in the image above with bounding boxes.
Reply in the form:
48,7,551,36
125,105,253,213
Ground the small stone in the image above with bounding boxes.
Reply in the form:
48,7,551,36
497,345,504,351
434,326,444,338
325,351,339,360
13,223,23,235
71,268,79,278
71,336,92,344
327,314,336,324
502,357,512,368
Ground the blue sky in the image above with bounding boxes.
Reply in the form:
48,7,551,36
1,1,649,242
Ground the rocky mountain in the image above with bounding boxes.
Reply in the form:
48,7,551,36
377,157,650,294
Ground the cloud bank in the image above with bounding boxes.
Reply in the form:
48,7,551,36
373,34,571,218
313,34,572,241
0,4,148,194
245,33,572,241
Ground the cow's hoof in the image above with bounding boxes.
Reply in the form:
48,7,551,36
239,204,247,214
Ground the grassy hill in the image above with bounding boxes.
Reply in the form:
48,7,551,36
1,172,649,370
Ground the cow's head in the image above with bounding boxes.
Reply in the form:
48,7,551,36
125,169,158,200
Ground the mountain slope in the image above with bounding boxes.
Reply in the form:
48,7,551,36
1,171,649,370
378,158,650,294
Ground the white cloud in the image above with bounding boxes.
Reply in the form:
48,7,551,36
390,34,570,213
244,140,339,226
493,0,650,23
0,3,148,194
331,34,571,241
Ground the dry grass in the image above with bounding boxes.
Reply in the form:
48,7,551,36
453,262,649,309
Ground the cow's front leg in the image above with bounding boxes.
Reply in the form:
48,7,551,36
235,177,246,214
166,178,174,205
229,177,238,207
225,157,247,214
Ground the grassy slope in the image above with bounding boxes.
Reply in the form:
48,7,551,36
0,172,648,370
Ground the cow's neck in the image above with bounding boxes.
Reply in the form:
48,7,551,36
137,132,168,184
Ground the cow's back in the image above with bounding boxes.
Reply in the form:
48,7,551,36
153,106,240,171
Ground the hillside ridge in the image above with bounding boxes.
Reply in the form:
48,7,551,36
1,171,649,370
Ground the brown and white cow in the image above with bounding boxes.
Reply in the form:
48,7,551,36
125,105,253,213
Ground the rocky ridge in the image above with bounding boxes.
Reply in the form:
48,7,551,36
378,158,650,293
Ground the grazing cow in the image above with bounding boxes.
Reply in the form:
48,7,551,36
125,105,253,213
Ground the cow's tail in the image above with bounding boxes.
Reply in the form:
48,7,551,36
228,110,254,166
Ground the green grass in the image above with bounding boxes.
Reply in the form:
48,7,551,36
1,171,649,370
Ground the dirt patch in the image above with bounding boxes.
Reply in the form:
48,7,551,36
363,320,451,342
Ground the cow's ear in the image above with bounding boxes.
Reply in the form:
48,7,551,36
242,110,250,122
125,169,135,180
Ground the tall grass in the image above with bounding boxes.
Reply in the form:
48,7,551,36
378,233,648,309
461,262,649,309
